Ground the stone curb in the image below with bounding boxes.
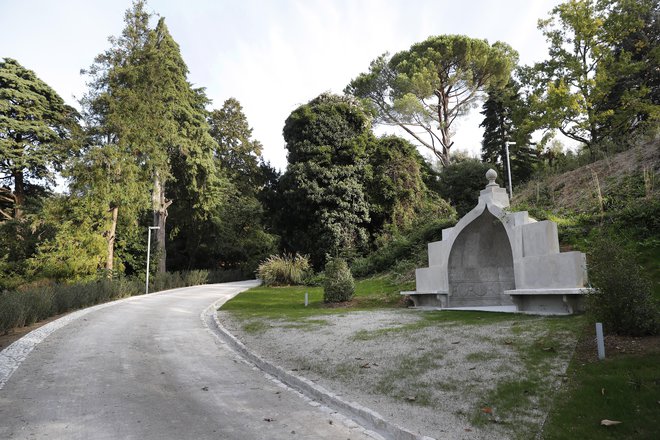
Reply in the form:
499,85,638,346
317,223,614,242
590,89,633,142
204,302,436,440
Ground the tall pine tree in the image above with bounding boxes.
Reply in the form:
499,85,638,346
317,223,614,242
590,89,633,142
480,79,536,187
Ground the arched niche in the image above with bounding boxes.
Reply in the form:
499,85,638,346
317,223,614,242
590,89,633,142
447,209,515,307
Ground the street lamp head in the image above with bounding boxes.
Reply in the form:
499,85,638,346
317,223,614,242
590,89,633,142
149,226,160,230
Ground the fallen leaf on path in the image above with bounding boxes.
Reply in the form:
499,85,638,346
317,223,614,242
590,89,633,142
451,341,460,344
360,363,370,368
482,407,493,414
600,419,622,426
264,418,275,422
201,386,209,391
406,396,416,401
504,340,513,345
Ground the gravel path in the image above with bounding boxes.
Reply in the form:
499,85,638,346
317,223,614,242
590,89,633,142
218,309,578,440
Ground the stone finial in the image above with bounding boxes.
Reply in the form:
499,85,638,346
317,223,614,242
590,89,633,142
486,168,498,187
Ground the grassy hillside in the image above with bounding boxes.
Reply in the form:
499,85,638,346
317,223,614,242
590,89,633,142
512,138,660,299
513,140,659,213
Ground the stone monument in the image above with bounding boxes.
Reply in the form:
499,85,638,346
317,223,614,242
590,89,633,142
404,169,588,315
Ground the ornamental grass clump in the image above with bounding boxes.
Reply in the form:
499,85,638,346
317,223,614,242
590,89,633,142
323,258,355,303
257,254,310,286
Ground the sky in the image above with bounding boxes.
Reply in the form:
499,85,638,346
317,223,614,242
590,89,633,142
0,0,566,171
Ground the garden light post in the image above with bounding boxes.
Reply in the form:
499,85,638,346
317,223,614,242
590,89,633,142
504,141,516,198
145,226,160,294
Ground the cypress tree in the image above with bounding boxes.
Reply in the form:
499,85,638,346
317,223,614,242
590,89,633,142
81,1,221,273
480,79,536,187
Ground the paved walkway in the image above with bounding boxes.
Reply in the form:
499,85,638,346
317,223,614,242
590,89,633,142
0,282,375,440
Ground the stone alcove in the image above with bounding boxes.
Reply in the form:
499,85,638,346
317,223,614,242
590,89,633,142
405,169,589,315
448,209,514,307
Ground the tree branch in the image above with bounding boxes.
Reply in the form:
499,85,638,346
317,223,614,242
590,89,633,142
0,208,12,221
559,126,590,146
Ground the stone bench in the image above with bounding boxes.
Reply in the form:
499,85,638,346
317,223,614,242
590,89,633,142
506,288,587,315
401,291,448,308
402,288,589,315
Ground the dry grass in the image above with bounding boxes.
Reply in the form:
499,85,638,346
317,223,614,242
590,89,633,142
513,140,660,212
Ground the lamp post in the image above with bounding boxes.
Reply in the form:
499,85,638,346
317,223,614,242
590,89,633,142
504,141,516,198
145,226,160,294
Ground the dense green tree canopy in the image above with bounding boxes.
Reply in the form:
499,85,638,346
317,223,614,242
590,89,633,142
0,58,78,220
596,0,660,144
278,94,372,267
346,35,518,166
366,136,453,240
437,159,499,217
530,0,611,152
525,0,659,157
170,97,276,274
283,93,372,166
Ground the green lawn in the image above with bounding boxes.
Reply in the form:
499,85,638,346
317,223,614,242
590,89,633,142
220,276,414,320
543,352,660,439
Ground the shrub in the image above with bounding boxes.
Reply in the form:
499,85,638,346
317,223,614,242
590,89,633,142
257,254,310,286
22,287,55,325
151,271,185,292
586,234,659,336
207,268,247,284
351,218,455,279
0,270,213,336
437,159,498,216
323,258,355,303
182,270,209,287
303,271,326,287
0,291,26,333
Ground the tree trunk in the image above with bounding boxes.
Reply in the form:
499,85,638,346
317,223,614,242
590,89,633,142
152,174,170,274
12,169,25,220
105,205,119,276
438,91,452,166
